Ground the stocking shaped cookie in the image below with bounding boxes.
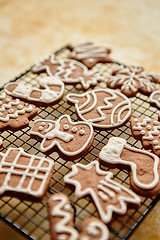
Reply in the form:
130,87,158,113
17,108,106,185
64,161,140,223
30,115,94,160
67,41,112,69
0,92,37,131
48,193,109,240
0,147,54,201
66,89,132,129
4,76,64,106
131,116,160,157
99,137,160,196
32,54,102,90
107,65,159,97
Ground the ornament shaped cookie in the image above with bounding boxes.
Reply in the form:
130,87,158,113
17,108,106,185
32,54,102,90
67,41,112,69
30,115,94,160
4,76,64,106
0,92,38,131
107,65,159,97
64,161,140,223
149,90,160,109
66,88,132,129
0,147,54,201
99,137,160,196
131,116,160,157
48,193,109,240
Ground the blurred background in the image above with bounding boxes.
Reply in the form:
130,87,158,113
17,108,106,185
0,0,160,239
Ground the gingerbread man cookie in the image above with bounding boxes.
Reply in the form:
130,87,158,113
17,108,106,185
66,88,132,129
30,115,94,160
99,137,160,196
64,161,140,223
32,54,102,90
107,65,159,97
67,41,112,69
48,193,109,240
4,76,64,106
131,116,160,157
0,92,37,131
0,147,54,201
149,90,160,109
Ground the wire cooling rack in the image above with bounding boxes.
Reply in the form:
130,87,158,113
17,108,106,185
0,47,160,240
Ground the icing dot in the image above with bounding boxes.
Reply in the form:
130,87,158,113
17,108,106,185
0,113,3,117
146,125,152,130
153,140,158,145
63,124,69,130
17,105,23,110
41,122,45,126
79,129,85,135
8,108,14,114
134,118,138,122
154,121,159,126
88,58,94,63
140,130,145,135
71,126,77,133
38,126,43,131
5,98,10,103
64,204,71,211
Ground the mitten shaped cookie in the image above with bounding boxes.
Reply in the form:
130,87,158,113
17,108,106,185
48,193,109,240
67,41,112,69
64,161,140,223
32,54,102,90
0,92,37,131
66,88,132,129
131,116,160,157
30,115,94,160
0,147,54,201
107,65,159,97
99,137,160,196
4,76,64,106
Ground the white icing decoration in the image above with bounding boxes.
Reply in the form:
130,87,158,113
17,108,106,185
79,129,85,135
71,126,77,133
146,125,152,130
149,90,160,108
99,137,159,190
154,121,158,126
64,124,69,130
109,65,157,95
66,89,132,129
140,130,145,135
5,98,10,103
17,105,23,110
0,147,54,197
30,115,94,156
31,53,102,90
8,108,14,114
41,122,45,126
38,126,43,131
0,101,2,105
51,195,78,239
64,161,140,224
84,220,109,240
4,76,64,104
153,140,158,145
143,125,160,140
69,41,109,59
0,93,33,122
132,117,151,130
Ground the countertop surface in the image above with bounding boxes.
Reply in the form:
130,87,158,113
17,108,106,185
0,0,160,239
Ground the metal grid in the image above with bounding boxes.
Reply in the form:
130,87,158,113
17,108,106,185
0,47,160,240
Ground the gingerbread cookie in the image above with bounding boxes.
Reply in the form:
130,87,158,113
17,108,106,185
67,41,112,69
4,76,64,106
107,65,159,97
0,92,37,131
64,161,140,223
0,147,54,201
30,115,94,160
32,54,102,90
66,88,132,129
48,193,109,240
131,116,160,157
149,90,160,109
99,137,160,196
